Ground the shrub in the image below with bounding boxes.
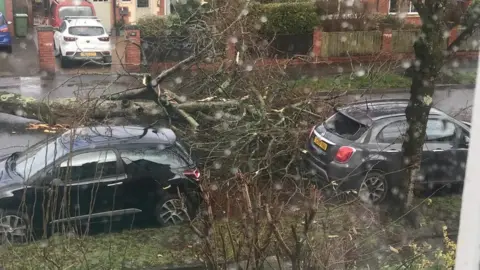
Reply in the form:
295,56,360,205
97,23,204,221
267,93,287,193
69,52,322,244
250,2,320,35
137,15,184,38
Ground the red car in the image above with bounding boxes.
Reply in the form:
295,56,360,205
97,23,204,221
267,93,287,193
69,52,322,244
49,0,96,28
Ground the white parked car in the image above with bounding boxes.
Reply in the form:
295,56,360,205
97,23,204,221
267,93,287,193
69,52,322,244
53,16,112,68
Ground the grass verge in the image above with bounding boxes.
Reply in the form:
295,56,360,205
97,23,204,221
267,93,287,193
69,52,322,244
0,195,462,269
290,71,477,91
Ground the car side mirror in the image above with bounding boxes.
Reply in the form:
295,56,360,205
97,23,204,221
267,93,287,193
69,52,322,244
7,21,12,25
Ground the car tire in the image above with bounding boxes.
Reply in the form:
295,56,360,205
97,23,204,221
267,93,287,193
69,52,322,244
103,56,112,67
358,171,388,204
155,192,198,226
0,209,30,245
60,56,70,69
6,46,12,54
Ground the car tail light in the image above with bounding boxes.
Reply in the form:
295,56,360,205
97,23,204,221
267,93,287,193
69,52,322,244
65,51,75,56
98,37,109,42
64,36,77,42
0,28,8,33
335,146,355,163
184,168,200,181
102,51,111,55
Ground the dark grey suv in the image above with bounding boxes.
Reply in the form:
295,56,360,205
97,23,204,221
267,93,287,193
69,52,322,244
0,126,201,243
302,99,470,203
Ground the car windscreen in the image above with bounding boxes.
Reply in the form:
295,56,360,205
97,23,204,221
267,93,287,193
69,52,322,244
59,6,94,19
324,112,368,141
15,138,66,180
68,26,104,36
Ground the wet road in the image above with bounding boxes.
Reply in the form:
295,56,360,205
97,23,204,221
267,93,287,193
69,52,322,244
347,87,474,121
0,74,143,99
0,86,474,158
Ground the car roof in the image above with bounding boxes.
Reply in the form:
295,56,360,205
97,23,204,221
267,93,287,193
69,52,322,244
66,18,103,27
59,126,177,151
337,99,443,126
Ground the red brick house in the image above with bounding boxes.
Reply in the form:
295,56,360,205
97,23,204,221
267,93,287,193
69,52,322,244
364,0,473,25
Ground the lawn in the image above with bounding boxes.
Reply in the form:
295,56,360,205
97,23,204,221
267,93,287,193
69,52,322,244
0,225,198,269
0,195,462,269
290,71,477,92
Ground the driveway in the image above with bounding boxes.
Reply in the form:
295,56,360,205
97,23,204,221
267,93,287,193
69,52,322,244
0,34,39,77
56,36,127,75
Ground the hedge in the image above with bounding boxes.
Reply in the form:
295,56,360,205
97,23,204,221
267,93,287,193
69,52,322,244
137,15,185,38
250,2,320,35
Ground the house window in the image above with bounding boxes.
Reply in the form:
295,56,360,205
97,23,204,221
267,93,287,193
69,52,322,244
137,0,149,7
389,0,417,13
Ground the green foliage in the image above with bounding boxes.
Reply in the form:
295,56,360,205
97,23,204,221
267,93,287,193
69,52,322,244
136,15,184,38
250,2,320,35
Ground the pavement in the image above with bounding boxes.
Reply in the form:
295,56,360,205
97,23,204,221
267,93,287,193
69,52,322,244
0,34,39,77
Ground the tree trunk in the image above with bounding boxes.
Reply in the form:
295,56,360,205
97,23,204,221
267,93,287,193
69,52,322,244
400,18,447,225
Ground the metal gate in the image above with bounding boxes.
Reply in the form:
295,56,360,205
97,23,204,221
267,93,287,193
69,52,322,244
91,0,112,34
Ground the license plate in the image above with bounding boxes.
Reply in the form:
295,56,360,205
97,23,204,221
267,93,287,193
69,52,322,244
313,137,328,151
80,52,97,57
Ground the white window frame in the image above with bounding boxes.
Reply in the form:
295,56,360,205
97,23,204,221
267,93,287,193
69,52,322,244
388,0,418,15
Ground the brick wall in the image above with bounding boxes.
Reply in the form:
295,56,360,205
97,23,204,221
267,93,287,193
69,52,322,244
124,25,141,72
37,26,55,75
5,0,13,34
128,26,478,71
405,16,421,25
158,0,165,16
377,0,389,14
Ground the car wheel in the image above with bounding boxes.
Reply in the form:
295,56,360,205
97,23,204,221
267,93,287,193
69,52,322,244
60,56,70,68
0,210,30,245
103,56,112,67
358,171,388,204
6,46,12,54
155,193,195,226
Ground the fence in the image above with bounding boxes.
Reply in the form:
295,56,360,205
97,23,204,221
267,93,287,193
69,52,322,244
458,28,480,51
321,31,382,57
392,30,420,53
120,26,479,73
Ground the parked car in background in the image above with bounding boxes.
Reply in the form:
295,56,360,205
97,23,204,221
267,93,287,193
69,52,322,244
49,0,96,28
0,13,12,53
0,126,201,244
302,99,470,203
53,16,112,68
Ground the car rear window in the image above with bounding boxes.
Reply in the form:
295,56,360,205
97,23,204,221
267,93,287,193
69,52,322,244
68,26,104,36
59,6,94,19
324,112,368,140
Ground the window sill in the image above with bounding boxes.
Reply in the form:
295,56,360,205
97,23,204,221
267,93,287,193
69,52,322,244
388,12,419,16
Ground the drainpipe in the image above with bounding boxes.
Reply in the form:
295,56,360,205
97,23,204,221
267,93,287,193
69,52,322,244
113,0,117,35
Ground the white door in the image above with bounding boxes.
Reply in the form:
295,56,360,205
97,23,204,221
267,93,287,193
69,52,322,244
136,0,156,20
91,0,112,34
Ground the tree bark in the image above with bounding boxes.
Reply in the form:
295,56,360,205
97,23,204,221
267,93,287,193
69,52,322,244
400,12,447,226
0,91,242,126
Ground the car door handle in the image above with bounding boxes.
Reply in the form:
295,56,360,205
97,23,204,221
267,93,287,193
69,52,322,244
107,182,123,187
432,149,444,152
